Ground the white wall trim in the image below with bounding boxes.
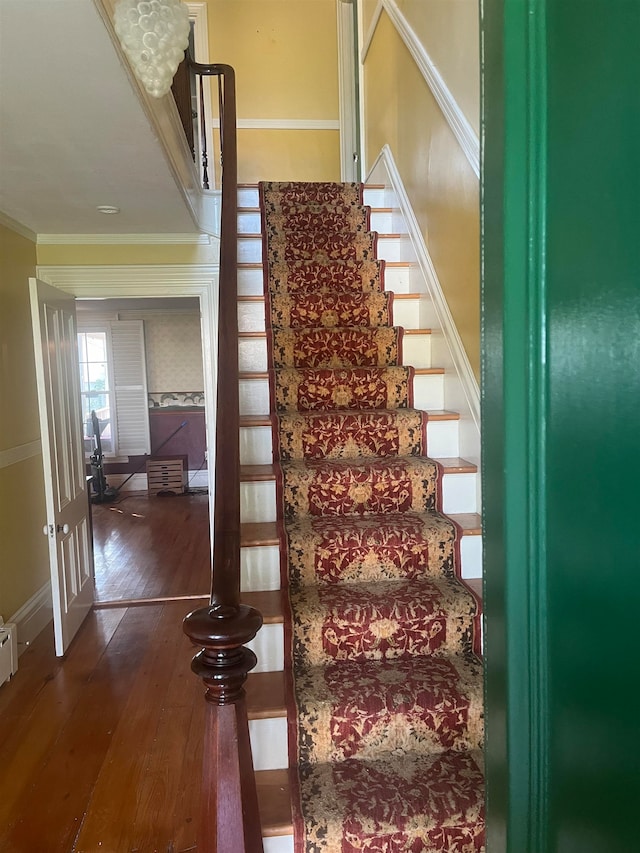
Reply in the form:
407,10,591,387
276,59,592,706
0,440,41,470
337,0,359,181
0,210,36,243
9,582,53,654
37,233,213,246
360,0,479,179
369,145,480,432
36,264,219,290
361,0,384,62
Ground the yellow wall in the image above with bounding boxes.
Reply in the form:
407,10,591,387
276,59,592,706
396,0,480,135
0,223,50,620
363,8,480,378
237,129,340,183
206,0,341,181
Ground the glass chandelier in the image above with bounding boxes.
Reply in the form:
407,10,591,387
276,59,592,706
114,0,190,98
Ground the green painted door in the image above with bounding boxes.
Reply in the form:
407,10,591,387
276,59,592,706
482,1,640,850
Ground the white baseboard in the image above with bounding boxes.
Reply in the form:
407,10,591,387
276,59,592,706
9,582,53,655
367,145,481,486
186,469,209,489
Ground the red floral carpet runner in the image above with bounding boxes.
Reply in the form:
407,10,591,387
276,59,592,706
260,181,484,851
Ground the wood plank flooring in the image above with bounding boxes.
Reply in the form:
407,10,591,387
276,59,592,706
0,604,206,852
0,493,214,852
92,492,211,603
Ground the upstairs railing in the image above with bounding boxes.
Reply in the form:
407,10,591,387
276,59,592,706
172,52,219,190
181,61,264,853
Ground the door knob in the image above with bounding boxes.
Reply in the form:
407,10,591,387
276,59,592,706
56,523,70,535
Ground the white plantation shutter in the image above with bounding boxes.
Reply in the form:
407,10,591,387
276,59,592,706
110,320,151,456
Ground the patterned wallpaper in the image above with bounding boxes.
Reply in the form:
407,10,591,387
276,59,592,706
123,311,204,400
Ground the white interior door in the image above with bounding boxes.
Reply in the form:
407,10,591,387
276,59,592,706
29,277,94,656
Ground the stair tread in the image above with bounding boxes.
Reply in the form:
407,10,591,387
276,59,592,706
241,521,281,546
239,182,385,189
465,578,482,600
239,205,395,214
240,409,460,428
241,513,481,548
241,589,285,623
238,291,422,302
255,768,293,837
239,366,445,379
238,260,411,269
239,327,433,338
247,671,286,719
238,232,405,239
241,457,477,481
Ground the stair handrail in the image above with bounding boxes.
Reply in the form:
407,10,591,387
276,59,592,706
181,62,264,853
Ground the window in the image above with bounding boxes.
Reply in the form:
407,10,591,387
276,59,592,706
77,321,151,458
78,330,114,454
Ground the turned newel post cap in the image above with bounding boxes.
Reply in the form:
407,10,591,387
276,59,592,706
183,602,263,649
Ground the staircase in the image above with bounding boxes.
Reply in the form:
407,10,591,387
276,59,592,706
234,182,484,851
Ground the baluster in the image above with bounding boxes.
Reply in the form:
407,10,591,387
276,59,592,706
199,75,210,189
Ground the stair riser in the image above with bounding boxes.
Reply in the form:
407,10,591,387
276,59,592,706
239,295,426,333
241,533,482,592
239,372,445,417
263,837,294,852
238,187,387,209
240,418,460,466
238,263,415,296
246,623,284,672
240,473,477,524
238,332,433,372
238,234,407,265
249,717,289,771
238,209,394,234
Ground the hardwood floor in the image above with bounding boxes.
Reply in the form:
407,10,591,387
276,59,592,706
0,494,213,852
92,492,211,603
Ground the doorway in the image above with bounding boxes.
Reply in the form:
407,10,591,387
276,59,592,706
75,295,211,605
35,263,220,607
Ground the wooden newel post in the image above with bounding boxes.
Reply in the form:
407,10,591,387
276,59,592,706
184,603,264,853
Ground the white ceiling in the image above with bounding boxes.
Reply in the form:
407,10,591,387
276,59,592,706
0,0,197,236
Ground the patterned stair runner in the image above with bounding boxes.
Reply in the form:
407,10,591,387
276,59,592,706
259,180,485,851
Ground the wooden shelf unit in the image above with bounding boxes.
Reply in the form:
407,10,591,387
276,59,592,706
146,458,186,496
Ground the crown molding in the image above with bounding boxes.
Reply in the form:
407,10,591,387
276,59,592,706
35,264,219,294
0,211,36,243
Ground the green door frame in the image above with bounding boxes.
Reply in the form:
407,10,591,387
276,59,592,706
482,1,640,850
482,1,550,848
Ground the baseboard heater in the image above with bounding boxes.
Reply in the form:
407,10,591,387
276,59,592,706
0,621,18,687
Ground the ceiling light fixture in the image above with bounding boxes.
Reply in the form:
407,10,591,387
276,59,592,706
96,205,121,215
113,0,190,99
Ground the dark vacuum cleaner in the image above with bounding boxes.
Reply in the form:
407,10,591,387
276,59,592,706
88,409,119,504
